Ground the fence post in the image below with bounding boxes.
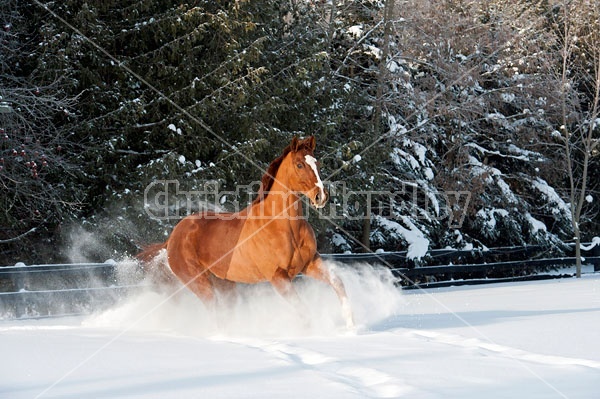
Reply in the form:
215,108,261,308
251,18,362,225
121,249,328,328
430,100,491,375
13,270,26,318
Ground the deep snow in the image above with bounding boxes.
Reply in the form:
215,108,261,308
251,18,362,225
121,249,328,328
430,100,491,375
1,264,599,399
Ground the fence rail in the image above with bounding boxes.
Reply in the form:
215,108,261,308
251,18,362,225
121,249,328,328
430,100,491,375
1,243,598,319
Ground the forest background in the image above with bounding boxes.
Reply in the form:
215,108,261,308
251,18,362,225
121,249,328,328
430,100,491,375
1,0,598,265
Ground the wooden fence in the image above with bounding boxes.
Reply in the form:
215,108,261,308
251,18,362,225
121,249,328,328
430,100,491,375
324,243,600,287
0,262,145,319
1,244,599,319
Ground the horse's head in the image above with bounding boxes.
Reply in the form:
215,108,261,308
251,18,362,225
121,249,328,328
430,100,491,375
287,136,329,209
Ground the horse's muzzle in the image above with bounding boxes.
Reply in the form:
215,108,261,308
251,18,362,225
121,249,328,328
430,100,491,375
312,187,329,209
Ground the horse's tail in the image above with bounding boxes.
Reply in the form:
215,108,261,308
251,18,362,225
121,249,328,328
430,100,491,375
136,242,168,263
136,241,177,287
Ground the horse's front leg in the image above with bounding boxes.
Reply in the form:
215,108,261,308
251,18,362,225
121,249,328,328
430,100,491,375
270,267,310,320
303,256,355,329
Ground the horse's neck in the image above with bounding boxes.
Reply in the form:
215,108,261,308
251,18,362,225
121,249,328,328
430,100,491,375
250,173,303,220
265,180,302,218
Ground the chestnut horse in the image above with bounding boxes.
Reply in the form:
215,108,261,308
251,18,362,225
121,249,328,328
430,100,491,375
139,136,354,328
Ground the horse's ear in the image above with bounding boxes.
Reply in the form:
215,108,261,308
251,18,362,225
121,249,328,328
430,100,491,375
290,136,299,151
306,135,316,151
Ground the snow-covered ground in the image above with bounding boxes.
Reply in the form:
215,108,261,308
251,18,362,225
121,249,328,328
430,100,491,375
1,264,599,399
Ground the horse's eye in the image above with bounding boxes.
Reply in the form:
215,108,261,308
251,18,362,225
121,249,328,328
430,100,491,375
297,163,304,169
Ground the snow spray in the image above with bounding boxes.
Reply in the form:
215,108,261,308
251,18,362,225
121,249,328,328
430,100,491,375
85,259,405,338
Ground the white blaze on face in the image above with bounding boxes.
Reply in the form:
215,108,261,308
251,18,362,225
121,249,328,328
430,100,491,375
304,154,325,202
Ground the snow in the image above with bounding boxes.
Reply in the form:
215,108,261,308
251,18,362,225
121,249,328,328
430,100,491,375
417,179,440,216
387,115,407,136
364,44,382,60
496,176,517,203
391,140,432,174
507,144,542,160
466,142,534,162
531,178,571,217
526,212,547,234
331,233,351,251
411,142,427,165
462,242,474,250
476,208,509,230
501,92,515,103
387,60,399,73
391,148,419,170
347,25,364,39
374,215,429,259
551,130,562,139
424,167,434,181
581,237,600,251
167,124,182,135
1,271,599,399
485,112,507,121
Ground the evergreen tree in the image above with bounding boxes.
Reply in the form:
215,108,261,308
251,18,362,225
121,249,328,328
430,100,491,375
1,0,597,263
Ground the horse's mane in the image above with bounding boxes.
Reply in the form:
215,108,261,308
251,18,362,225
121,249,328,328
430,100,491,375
253,139,313,204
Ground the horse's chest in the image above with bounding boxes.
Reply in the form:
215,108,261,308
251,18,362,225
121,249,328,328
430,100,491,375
226,221,314,282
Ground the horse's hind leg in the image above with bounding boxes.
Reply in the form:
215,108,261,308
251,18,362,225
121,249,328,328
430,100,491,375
166,244,215,305
303,256,354,328
178,271,216,307
170,260,216,306
211,275,237,307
